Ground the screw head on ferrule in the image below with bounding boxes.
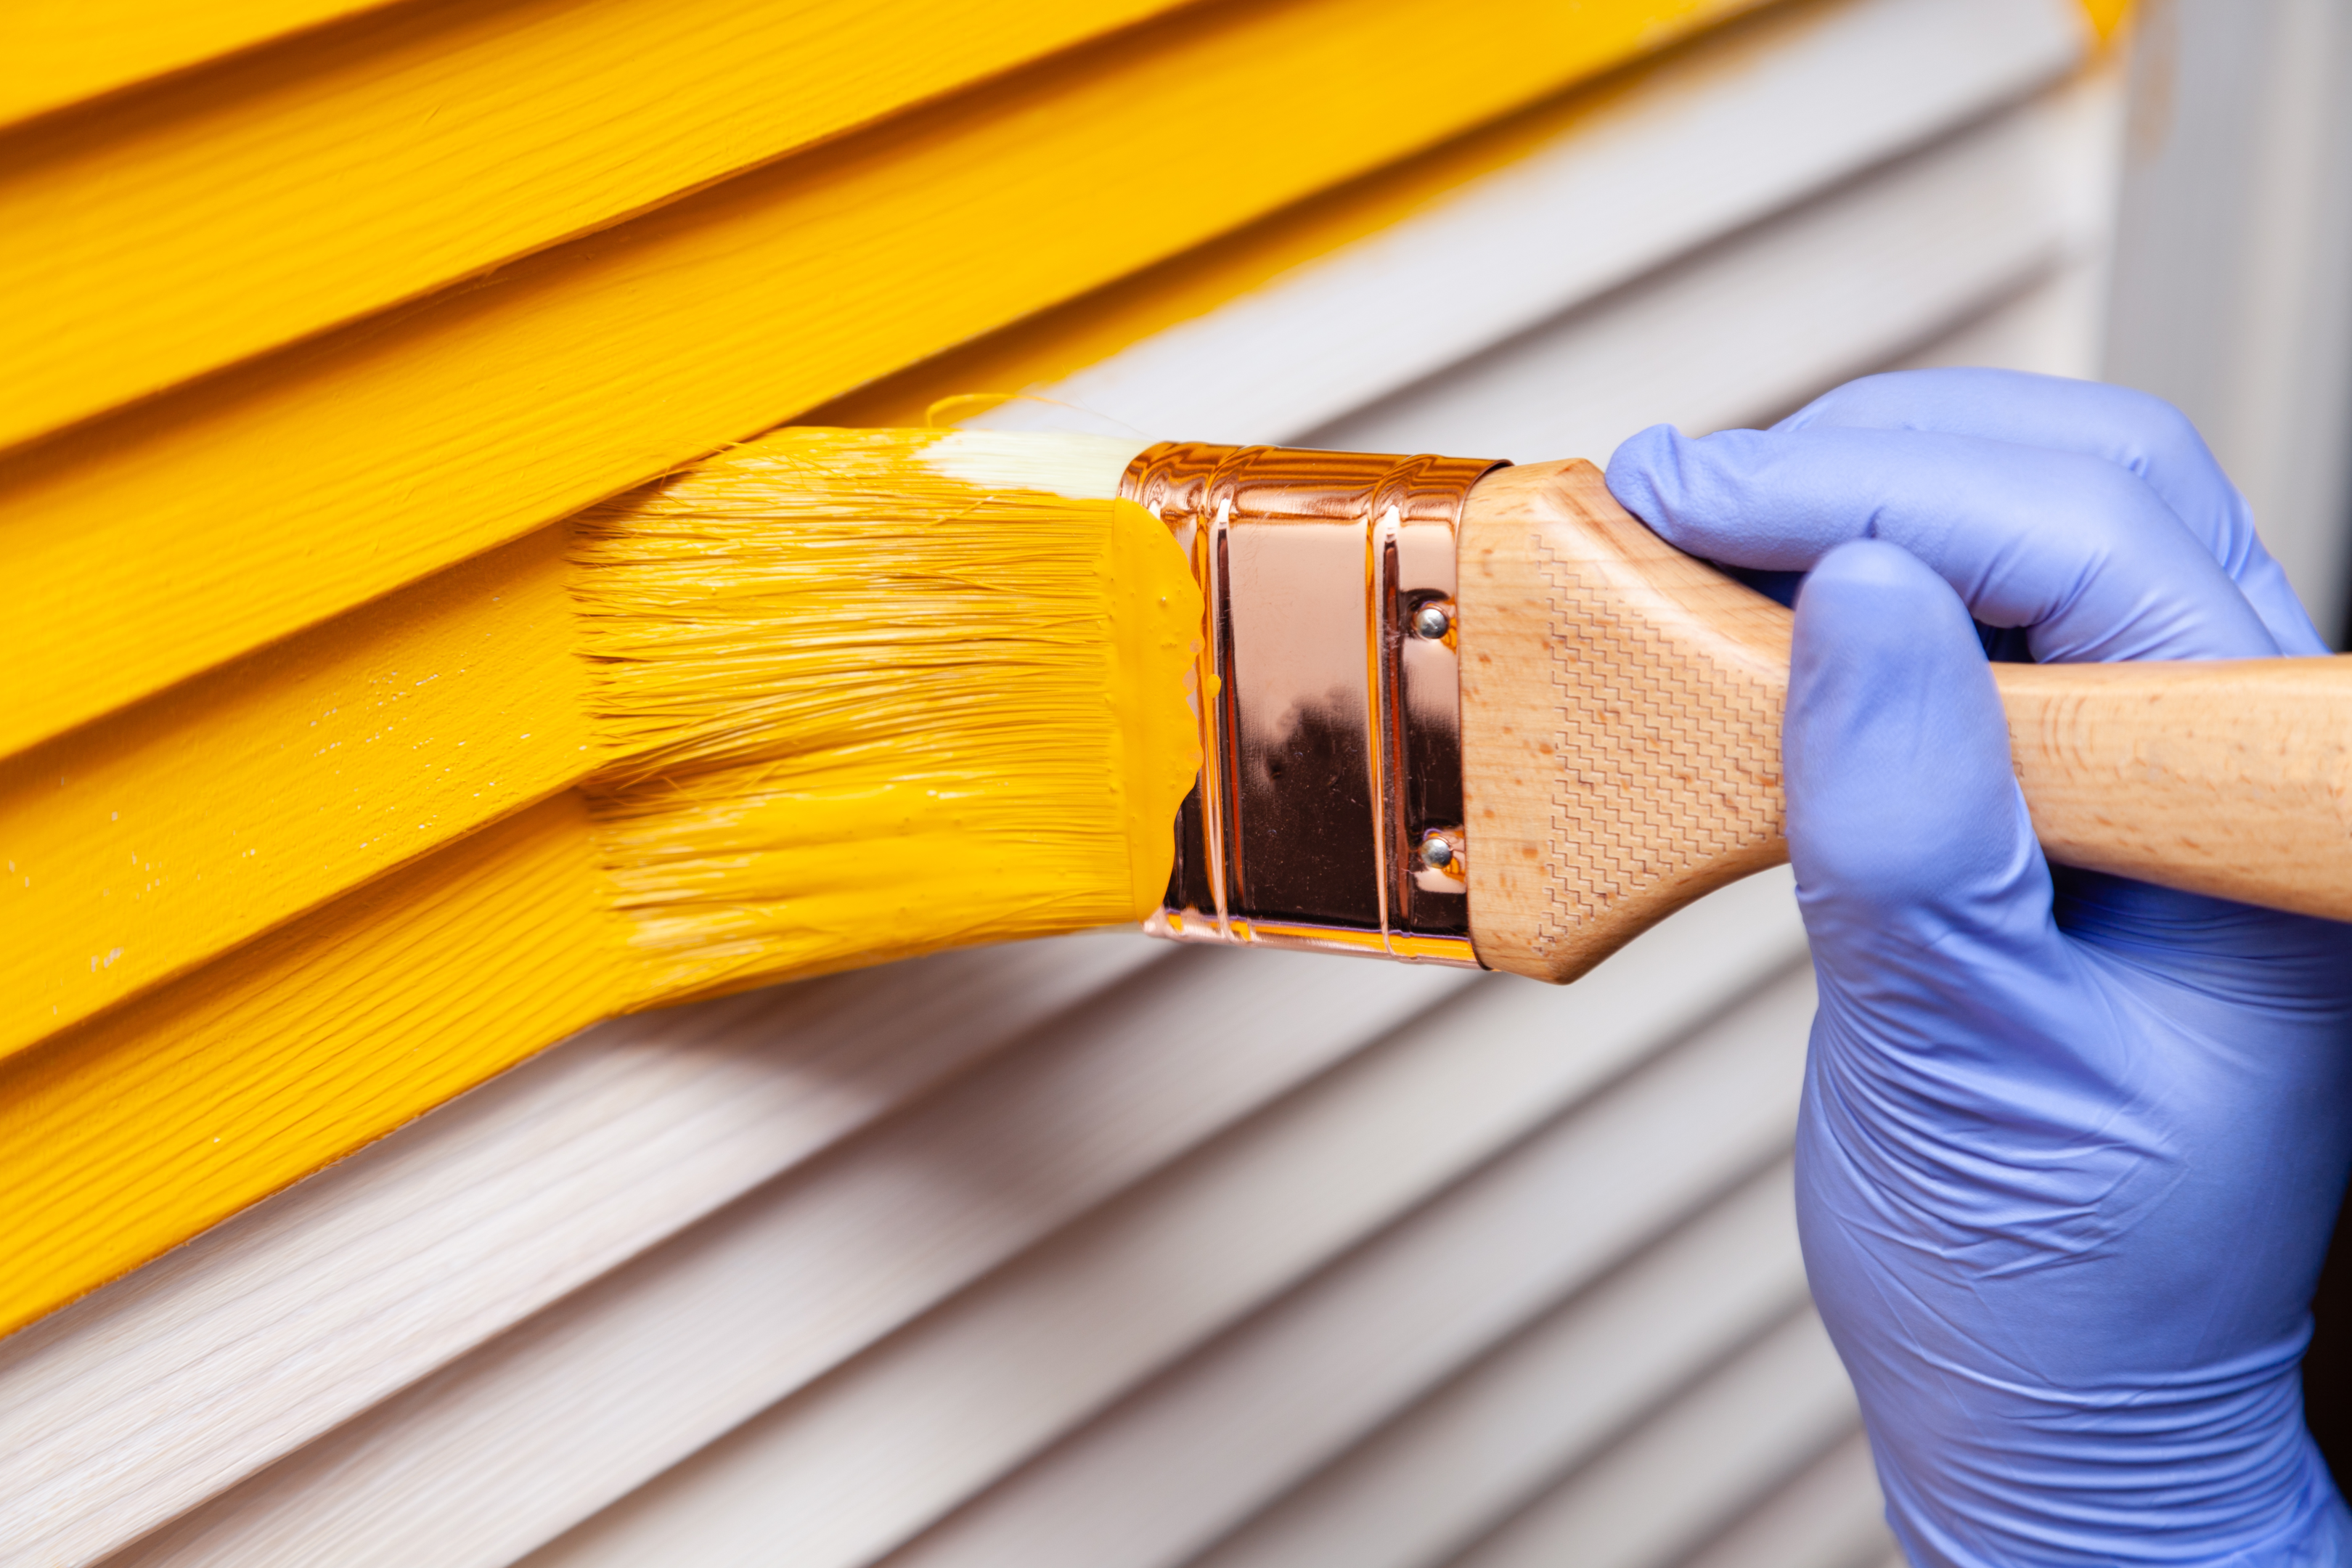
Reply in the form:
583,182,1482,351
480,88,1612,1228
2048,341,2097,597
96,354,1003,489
1123,443,1505,967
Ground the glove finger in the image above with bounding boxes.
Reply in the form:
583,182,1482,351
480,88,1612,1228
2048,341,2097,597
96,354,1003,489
1606,423,2282,662
1777,367,2327,654
1784,539,2064,1006
1792,542,2352,1568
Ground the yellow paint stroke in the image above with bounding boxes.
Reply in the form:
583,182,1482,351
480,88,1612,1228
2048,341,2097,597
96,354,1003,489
0,428,1204,1333
0,0,388,128
0,0,1767,761
0,527,595,1058
0,0,1184,449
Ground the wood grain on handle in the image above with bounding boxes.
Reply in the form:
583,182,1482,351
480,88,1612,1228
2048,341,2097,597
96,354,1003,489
1458,460,2352,984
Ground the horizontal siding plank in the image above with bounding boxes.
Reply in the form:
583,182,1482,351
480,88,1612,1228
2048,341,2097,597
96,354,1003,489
0,0,386,126
0,526,593,1059
0,0,2077,1069
0,934,1164,1568
1891,249,2108,383
0,0,1760,761
861,968,1816,1568
0,794,626,1339
1189,1161,1815,1568
0,0,1188,449
367,878,1797,1568
101,947,1486,1568
1673,1426,1891,1568
1449,1307,1859,1568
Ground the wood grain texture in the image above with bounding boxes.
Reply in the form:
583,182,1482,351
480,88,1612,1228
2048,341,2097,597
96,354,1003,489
69,879,1794,1568
1462,460,2352,983
1997,656,2352,911
936,0,2085,446
828,0,2084,438
0,0,1755,762
1312,73,2105,460
1,12,2096,1556
458,878,1797,1568
0,935,1165,1568
1461,460,1792,983
0,0,1777,1342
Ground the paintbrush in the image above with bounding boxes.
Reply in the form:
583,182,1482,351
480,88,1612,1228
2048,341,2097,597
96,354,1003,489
579,424,2352,993
15,420,2352,1333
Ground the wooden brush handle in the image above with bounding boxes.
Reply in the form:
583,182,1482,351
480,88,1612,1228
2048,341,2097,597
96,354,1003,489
1458,460,2352,984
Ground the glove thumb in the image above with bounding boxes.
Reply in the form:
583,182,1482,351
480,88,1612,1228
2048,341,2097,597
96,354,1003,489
1787,540,2062,1028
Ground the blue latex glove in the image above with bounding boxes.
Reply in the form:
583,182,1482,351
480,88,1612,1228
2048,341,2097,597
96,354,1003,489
1607,369,2352,1567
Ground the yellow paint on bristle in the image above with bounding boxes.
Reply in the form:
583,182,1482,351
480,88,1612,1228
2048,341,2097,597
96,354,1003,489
573,426,1204,1001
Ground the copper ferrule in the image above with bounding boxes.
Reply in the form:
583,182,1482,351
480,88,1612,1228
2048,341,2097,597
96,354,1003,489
1122,443,1508,967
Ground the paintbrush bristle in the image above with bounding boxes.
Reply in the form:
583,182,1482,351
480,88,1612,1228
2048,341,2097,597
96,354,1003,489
573,426,1203,1000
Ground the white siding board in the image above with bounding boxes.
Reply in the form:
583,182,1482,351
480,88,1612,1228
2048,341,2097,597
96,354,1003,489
968,0,2087,447
1891,253,2107,385
1448,1307,1861,1568
868,968,1816,1568
1673,1426,1893,1568
1306,83,2104,465
317,875,1802,1568
1188,1161,1813,1568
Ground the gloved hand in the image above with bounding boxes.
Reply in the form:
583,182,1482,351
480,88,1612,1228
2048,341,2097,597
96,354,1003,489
1606,368,2352,1567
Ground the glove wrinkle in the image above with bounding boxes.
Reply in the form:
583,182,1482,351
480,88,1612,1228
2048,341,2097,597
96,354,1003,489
1608,425,2282,664
1606,375,2352,1568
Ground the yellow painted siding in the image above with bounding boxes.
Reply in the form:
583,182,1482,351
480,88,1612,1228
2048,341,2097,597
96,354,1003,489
2,6,1781,1061
10,0,2065,1335
1,0,390,126
0,1,1772,1170
1,0,1189,452
0,527,592,1055
0,795,628,1336
1,0,1764,760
